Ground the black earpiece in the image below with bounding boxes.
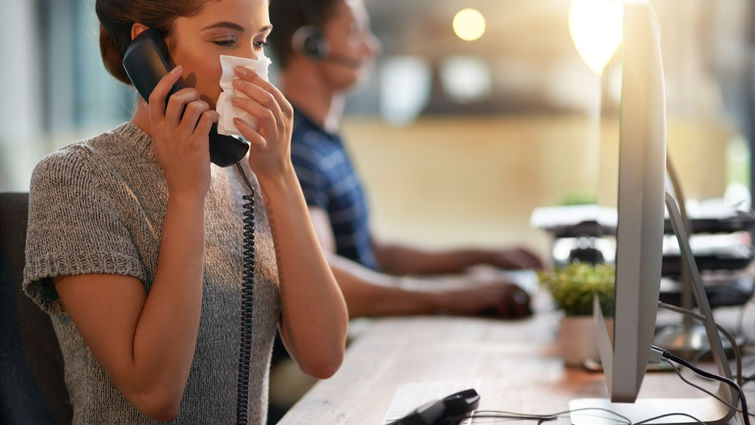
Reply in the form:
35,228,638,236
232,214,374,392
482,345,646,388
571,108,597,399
292,0,330,60
292,25,329,60
291,0,363,68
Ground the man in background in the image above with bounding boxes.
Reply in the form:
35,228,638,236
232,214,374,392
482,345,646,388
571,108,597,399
268,0,544,319
265,1,544,421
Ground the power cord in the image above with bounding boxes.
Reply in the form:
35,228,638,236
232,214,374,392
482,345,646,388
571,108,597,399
468,409,557,423
463,406,706,425
661,358,755,421
658,301,743,387
652,345,750,425
465,407,627,424
633,412,706,425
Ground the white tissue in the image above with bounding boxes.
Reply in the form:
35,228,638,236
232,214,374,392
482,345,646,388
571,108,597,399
216,54,272,137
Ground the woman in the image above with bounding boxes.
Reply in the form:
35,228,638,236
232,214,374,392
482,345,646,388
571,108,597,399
22,0,348,423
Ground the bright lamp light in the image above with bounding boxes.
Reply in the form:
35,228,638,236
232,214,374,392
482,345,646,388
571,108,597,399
568,0,623,76
453,8,486,42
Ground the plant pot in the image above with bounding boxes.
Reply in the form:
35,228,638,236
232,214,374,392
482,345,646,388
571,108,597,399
558,316,614,368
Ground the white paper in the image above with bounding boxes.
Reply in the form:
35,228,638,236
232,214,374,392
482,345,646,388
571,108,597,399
216,54,272,137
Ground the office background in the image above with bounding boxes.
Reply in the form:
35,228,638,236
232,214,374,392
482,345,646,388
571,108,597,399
1,0,753,258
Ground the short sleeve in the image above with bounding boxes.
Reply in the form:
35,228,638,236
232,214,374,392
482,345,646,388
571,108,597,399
291,142,329,209
23,148,147,314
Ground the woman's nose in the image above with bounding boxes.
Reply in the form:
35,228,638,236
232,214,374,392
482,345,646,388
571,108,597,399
237,48,261,61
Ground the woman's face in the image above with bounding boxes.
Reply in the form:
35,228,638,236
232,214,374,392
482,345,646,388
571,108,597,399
321,0,381,90
167,0,272,108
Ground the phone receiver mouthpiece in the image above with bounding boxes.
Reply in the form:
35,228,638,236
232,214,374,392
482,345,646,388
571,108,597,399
208,124,249,167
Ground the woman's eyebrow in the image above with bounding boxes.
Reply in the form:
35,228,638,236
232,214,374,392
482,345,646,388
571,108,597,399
258,24,273,34
201,21,245,32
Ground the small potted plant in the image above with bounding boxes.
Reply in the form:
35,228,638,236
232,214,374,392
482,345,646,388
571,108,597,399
538,262,615,367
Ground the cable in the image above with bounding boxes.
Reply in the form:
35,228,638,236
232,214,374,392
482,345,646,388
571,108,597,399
658,301,743,387
654,345,750,425
473,408,633,425
661,358,755,420
469,409,558,422
466,406,707,425
236,161,255,193
463,414,557,423
634,412,706,425
235,162,256,425
465,410,625,424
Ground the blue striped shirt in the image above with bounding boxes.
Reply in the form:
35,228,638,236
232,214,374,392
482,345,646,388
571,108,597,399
290,107,380,271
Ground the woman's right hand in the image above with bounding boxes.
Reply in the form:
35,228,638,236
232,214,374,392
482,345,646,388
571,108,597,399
148,65,218,199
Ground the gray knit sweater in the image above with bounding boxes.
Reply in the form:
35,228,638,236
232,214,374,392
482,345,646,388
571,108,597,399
23,122,281,424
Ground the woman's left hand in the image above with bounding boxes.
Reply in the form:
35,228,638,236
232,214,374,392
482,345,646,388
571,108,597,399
230,67,294,179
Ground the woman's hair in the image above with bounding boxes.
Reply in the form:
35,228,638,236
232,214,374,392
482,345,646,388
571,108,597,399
268,0,342,69
95,0,207,85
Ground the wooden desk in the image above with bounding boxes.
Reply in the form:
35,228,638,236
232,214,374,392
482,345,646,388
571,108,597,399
278,305,753,424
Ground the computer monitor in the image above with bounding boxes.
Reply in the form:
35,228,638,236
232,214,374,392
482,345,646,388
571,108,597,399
604,0,666,403
568,2,735,424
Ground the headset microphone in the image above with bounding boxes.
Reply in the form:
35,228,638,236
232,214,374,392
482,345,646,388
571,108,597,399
323,54,362,68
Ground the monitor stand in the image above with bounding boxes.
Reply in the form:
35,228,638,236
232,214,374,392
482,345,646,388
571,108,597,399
568,193,737,425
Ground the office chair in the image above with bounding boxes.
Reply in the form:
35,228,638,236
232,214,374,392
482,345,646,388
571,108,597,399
0,192,72,425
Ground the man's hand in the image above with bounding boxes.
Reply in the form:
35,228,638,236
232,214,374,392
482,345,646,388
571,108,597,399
433,280,531,318
490,247,545,270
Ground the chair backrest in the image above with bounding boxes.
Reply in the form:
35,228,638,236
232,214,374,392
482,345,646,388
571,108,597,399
0,192,72,425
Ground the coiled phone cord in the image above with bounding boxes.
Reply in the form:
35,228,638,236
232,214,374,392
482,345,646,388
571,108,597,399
235,162,256,425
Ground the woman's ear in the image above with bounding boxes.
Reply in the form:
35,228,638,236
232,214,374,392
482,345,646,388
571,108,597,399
130,23,150,40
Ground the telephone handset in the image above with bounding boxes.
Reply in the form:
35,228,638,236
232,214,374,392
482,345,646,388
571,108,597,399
122,28,249,167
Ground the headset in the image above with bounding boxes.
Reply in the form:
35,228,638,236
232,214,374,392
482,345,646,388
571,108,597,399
291,0,362,68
